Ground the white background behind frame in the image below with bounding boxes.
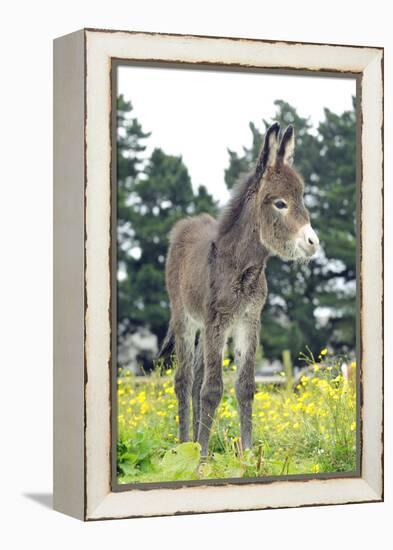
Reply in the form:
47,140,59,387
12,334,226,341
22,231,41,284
79,30,383,520
2,1,390,548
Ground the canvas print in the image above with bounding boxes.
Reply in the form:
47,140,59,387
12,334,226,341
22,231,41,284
115,65,358,486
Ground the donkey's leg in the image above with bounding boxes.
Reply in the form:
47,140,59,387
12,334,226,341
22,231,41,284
233,318,259,451
174,319,195,443
198,328,225,459
192,334,204,441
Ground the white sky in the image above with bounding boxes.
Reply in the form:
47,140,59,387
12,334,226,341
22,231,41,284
118,66,356,205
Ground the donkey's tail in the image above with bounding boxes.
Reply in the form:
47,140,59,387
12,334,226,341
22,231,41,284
157,325,175,366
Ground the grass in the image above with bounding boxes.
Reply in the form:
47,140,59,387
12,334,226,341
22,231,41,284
117,350,357,484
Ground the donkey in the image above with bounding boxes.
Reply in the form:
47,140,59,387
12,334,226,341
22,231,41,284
159,123,319,459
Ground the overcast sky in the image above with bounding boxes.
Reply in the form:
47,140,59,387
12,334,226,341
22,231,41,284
118,66,356,204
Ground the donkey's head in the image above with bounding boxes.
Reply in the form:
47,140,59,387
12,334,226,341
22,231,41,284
254,123,319,261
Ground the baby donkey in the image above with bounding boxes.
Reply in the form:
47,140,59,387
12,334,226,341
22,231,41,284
160,123,319,459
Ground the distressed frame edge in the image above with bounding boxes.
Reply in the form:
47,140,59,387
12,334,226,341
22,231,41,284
83,26,384,53
53,29,86,521
358,48,384,500
87,479,381,521
60,28,383,521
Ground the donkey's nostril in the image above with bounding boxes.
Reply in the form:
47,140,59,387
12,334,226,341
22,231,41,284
300,223,319,253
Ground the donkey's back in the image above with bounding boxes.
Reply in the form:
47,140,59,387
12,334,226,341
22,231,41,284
165,213,217,325
162,122,319,458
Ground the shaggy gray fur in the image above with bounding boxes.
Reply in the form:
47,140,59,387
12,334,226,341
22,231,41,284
162,123,316,458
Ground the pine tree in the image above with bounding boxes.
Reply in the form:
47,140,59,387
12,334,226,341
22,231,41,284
116,95,151,341
312,99,357,350
224,100,356,363
117,98,218,348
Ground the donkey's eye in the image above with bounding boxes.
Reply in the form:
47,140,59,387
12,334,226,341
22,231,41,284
274,200,288,210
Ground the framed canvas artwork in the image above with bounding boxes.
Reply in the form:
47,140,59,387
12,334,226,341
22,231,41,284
53,28,383,520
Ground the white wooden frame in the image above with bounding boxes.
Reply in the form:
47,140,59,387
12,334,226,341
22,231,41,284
53,28,384,521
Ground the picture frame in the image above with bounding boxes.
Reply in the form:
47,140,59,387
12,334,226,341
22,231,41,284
53,28,383,521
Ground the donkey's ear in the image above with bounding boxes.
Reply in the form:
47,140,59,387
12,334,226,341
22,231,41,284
278,125,295,165
255,122,280,178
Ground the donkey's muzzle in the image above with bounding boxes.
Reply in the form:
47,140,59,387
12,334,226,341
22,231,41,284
296,223,320,257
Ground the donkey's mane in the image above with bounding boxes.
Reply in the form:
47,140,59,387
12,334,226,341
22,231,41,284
217,172,256,237
161,122,320,459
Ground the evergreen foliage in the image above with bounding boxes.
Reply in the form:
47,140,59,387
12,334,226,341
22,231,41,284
117,95,356,364
117,96,217,345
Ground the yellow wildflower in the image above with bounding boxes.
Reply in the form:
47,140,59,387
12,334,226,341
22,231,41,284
141,402,149,414
137,390,146,403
